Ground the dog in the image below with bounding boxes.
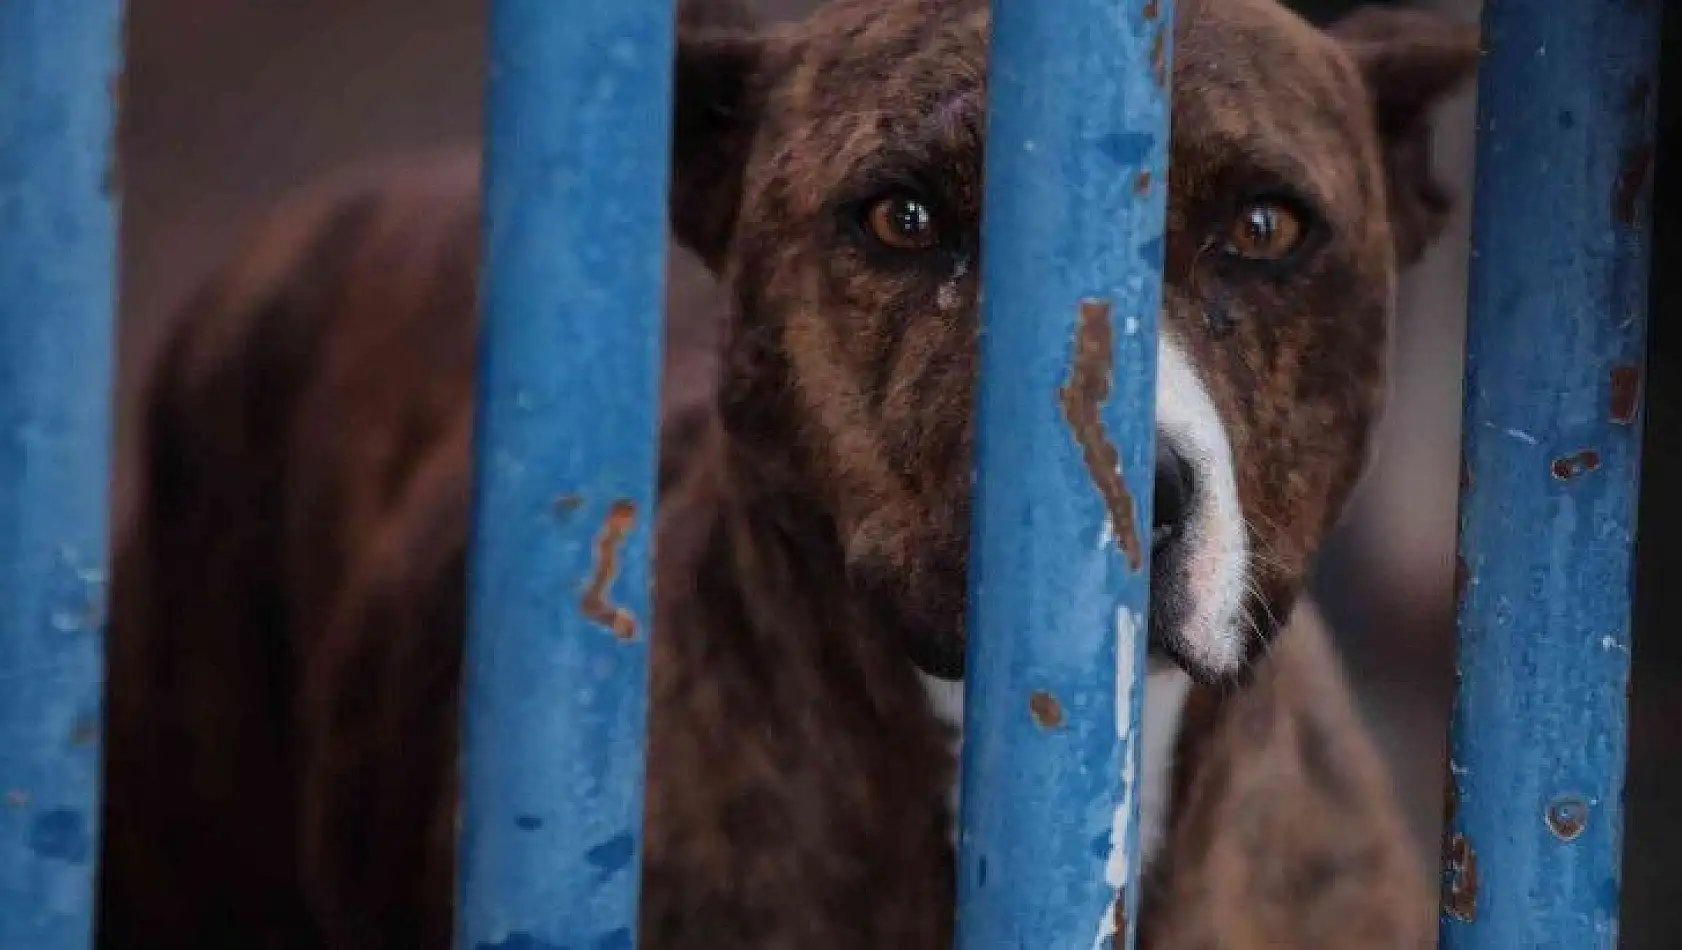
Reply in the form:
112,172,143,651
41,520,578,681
98,1,1478,947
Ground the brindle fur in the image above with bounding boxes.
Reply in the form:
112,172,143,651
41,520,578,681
99,1,1476,947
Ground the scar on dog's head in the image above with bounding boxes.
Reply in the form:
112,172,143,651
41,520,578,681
666,0,1480,683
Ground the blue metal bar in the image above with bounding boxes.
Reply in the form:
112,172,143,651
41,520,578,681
456,1,676,946
956,1,1170,948
1441,1,1660,947
0,2,123,948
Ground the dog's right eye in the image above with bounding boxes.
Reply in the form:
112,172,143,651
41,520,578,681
1222,197,1311,263
862,194,941,251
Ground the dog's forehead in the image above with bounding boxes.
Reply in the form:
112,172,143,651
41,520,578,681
1171,0,1376,207
771,1,988,131
767,0,1376,205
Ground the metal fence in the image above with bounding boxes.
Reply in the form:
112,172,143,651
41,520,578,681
0,0,1659,948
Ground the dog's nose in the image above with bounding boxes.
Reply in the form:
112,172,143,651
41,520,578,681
1152,435,1195,551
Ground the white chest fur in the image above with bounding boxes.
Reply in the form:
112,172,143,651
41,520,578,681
917,661,1193,865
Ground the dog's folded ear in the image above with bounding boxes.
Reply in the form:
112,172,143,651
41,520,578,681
1330,7,1481,265
671,27,769,272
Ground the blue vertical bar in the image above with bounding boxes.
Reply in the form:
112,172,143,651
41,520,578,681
1441,1,1659,947
0,2,122,948
956,1,1170,949
456,1,675,947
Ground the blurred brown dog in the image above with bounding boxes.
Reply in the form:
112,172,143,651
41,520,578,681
100,1,1477,947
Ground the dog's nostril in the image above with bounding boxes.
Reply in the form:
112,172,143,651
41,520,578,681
1152,438,1195,550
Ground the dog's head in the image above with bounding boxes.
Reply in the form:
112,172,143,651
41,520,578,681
671,0,1478,684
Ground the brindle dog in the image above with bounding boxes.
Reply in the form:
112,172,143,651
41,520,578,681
99,1,1477,947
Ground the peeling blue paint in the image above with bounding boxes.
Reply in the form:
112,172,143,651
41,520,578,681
27,809,88,864
1097,130,1152,168
1135,234,1163,269
586,832,636,883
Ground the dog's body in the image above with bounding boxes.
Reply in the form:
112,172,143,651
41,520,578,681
100,2,1476,947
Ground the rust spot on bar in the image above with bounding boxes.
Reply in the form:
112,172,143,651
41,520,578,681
1133,170,1152,196
553,493,585,517
580,500,639,640
1059,299,1144,570
1029,691,1065,729
1613,142,1653,227
1610,364,1642,424
1439,771,1477,921
1151,31,1168,88
1546,796,1588,842
1113,891,1130,940
1441,831,1479,922
1142,0,1160,21
1551,450,1602,482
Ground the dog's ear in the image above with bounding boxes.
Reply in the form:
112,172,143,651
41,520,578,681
1330,7,1481,265
671,27,769,272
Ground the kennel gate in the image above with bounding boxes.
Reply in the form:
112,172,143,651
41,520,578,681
0,0,1659,948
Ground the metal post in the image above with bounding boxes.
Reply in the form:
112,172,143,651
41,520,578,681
456,1,675,946
956,1,1170,948
1441,1,1659,946
0,2,123,948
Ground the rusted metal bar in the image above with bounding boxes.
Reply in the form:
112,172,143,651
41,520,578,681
0,2,123,948
455,1,675,946
1441,1,1659,946
955,1,1171,948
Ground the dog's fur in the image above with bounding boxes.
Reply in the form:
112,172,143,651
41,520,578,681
99,1,1477,947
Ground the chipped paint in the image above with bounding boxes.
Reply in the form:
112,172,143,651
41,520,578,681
1093,607,1143,950
1502,427,1537,445
1549,449,1602,481
1609,363,1641,424
1029,691,1065,729
1545,797,1589,842
1441,832,1480,922
579,500,639,639
1059,299,1144,570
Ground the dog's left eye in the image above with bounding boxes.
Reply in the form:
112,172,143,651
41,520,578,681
863,194,941,251
1223,198,1308,262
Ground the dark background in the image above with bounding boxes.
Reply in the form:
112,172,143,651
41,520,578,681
116,1,1680,943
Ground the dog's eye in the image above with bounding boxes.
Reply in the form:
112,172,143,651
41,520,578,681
1223,199,1307,262
864,195,940,251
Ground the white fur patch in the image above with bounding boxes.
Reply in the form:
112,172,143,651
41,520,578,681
1155,335,1250,677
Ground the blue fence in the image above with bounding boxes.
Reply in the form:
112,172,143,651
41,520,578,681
1440,1,1660,947
956,2,1168,948
455,3,676,946
0,3,123,948
0,0,1660,949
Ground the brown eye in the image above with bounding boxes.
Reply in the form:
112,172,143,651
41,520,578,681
1224,199,1307,262
865,195,940,250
